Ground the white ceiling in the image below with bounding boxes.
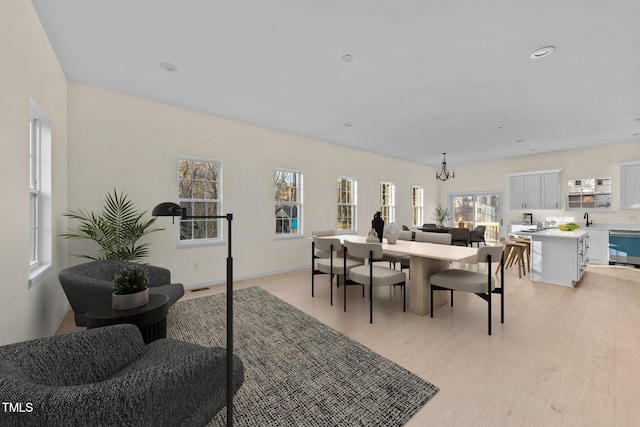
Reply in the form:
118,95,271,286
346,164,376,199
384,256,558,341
32,0,640,167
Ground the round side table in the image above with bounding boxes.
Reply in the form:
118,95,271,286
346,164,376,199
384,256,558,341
86,294,169,344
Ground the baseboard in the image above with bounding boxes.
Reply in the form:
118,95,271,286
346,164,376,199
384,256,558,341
50,301,72,336
183,264,309,291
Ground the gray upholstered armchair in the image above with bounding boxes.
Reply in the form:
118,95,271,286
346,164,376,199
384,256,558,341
59,260,184,326
0,324,244,427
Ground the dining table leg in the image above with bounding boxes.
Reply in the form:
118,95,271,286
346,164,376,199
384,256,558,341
408,256,450,316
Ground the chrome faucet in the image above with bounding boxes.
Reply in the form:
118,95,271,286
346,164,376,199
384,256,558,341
584,212,593,227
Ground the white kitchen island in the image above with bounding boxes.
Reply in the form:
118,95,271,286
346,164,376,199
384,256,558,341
530,229,590,287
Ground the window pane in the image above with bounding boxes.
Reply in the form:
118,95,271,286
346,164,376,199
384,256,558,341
177,157,221,241
275,169,303,235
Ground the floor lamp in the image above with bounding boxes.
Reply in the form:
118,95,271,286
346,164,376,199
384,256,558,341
152,202,234,427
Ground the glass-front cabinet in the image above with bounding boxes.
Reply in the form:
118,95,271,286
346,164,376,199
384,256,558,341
567,177,611,209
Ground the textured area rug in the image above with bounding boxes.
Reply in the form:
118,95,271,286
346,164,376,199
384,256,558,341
167,286,438,426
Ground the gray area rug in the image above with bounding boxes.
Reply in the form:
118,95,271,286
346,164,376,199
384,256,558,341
167,286,438,426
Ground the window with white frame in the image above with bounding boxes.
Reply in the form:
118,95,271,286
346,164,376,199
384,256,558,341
177,157,222,244
412,185,424,226
29,98,52,285
275,168,303,236
337,176,357,232
380,181,395,223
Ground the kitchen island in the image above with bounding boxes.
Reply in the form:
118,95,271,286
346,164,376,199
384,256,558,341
530,229,590,287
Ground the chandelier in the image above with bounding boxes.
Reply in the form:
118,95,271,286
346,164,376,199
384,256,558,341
435,153,455,181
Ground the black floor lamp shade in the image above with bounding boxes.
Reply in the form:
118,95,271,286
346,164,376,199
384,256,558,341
152,202,235,427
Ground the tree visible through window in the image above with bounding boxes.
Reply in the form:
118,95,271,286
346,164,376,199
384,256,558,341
337,176,357,232
380,182,395,223
177,157,221,242
275,168,303,236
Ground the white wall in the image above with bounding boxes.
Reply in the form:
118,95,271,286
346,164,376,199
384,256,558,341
0,1,69,345
67,83,437,289
436,141,640,227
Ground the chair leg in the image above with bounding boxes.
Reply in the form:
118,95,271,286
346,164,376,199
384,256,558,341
369,280,373,324
430,285,434,317
343,274,347,312
330,275,334,306
450,289,454,306
500,258,505,324
402,282,406,312
488,259,492,336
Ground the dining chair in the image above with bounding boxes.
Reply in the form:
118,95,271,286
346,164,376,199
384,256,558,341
312,237,363,306
343,240,407,323
449,227,471,246
469,225,486,247
379,231,413,269
430,245,505,335
311,229,336,297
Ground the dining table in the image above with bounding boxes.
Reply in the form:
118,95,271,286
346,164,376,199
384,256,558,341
321,234,478,316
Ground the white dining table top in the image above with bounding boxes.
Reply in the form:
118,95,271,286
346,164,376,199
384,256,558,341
320,234,478,263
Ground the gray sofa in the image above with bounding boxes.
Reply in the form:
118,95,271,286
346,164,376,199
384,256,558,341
59,260,184,326
0,324,244,427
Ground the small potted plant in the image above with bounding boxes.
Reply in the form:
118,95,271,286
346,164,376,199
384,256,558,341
432,204,451,229
112,265,150,310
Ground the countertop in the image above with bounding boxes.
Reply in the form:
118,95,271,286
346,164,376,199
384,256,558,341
530,229,589,239
511,223,640,233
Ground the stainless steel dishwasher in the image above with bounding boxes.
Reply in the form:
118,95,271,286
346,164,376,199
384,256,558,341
609,230,640,267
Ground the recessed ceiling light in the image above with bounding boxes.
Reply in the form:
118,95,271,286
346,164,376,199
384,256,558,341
343,122,353,127
160,62,179,72
341,54,354,63
495,125,506,130
633,132,640,136
515,139,525,143
530,46,555,59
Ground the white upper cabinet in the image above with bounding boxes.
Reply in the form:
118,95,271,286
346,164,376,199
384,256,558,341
510,170,561,210
541,172,561,209
620,163,640,209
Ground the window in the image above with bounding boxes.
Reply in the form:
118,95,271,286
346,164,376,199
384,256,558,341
380,181,395,223
412,185,424,226
567,177,612,209
450,192,504,243
337,176,357,232
29,98,52,286
177,157,222,244
275,168,303,237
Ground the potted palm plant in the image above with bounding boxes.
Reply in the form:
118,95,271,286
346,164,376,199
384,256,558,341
112,265,149,310
61,189,162,261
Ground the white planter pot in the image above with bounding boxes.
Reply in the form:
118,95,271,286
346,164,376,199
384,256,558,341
112,288,149,311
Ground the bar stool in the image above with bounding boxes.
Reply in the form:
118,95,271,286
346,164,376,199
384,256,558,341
498,237,527,278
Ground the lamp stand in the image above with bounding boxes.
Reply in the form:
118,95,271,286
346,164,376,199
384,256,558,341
152,203,234,427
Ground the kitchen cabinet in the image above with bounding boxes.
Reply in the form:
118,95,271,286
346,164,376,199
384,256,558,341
587,229,609,265
620,163,640,209
541,172,561,209
509,170,561,210
530,229,589,287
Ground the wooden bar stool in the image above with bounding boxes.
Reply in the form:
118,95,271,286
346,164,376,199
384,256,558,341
498,237,527,278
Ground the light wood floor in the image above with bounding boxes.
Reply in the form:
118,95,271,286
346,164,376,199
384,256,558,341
57,263,640,426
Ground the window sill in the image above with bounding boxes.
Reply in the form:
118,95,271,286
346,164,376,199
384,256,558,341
176,239,225,249
29,263,53,289
274,234,305,241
